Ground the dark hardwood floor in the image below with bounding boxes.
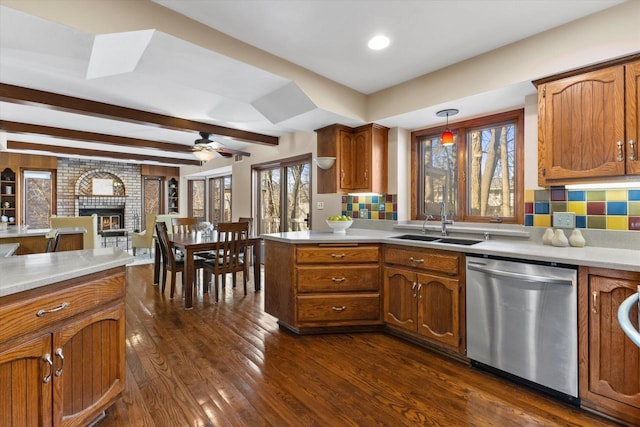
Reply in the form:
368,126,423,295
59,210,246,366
101,264,619,426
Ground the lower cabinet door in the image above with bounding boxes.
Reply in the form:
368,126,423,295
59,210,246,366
587,275,640,423
383,267,417,332
0,334,53,427
297,294,380,324
54,303,125,427
417,273,460,348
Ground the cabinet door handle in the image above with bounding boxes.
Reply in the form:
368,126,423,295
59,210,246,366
630,140,637,161
409,257,424,264
331,253,346,259
331,306,346,312
617,140,624,162
55,348,64,377
36,302,69,317
43,354,53,383
331,277,346,282
592,291,598,314
412,282,417,298
417,283,423,299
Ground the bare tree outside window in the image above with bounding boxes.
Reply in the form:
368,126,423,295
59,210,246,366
468,123,515,218
189,179,205,220
254,154,311,234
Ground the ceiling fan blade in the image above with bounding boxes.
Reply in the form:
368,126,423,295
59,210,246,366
213,146,251,157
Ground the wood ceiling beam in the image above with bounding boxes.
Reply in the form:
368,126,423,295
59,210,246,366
0,83,279,146
7,141,202,166
0,120,194,153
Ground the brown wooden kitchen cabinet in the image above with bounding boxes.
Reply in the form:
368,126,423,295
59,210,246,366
315,123,389,194
264,240,381,333
383,245,465,355
578,267,640,426
0,267,126,427
535,57,640,185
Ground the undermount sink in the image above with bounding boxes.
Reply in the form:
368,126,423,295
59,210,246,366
390,234,442,242
437,237,482,246
390,234,482,246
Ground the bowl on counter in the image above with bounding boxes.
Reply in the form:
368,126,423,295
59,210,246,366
326,219,353,234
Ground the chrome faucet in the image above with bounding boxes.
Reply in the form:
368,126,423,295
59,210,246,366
440,201,454,236
422,214,435,233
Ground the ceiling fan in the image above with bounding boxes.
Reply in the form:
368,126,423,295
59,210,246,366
192,132,251,161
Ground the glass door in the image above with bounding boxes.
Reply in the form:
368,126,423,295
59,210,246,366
23,170,54,229
287,163,310,231
142,177,162,231
254,155,311,234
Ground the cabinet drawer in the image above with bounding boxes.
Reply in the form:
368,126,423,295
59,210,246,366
297,294,381,323
296,245,379,264
0,270,125,343
384,246,460,276
297,265,379,292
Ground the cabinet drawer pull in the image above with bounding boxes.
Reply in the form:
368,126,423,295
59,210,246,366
409,256,424,264
36,302,69,317
630,140,637,161
616,140,624,162
55,348,64,377
43,354,53,383
331,277,346,282
331,306,347,312
331,253,346,259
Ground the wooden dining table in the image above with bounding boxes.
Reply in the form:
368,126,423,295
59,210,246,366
153,232,261,309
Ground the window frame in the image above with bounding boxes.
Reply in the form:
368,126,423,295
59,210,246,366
208,174,232,225
187,178,206,220
411,109,524,224
251,153,312,234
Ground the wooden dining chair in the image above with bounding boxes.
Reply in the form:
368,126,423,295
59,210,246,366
238,217,253,266
171,217,198,234
202,221,249,302
155,222,205,299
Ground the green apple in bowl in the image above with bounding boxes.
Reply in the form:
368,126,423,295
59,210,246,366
326,215,353,233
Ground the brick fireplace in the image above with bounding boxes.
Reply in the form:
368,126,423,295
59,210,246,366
56,159,142,232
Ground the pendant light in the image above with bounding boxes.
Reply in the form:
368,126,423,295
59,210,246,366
436,109,459,146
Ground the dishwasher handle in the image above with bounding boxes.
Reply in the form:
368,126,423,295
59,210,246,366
467,262,574,286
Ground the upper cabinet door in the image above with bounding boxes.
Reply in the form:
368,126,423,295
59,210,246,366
626,60,640,175
540,66,626,183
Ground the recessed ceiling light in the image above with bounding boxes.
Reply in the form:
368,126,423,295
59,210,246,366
368,35,390,50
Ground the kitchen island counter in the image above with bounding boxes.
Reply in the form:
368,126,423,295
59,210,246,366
0,247,133,297
0,226,86,254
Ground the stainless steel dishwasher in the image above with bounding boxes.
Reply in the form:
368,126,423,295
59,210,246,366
466,255,579,404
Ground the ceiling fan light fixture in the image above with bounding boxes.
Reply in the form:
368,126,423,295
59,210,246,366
193,149,215,161
436,108,459,146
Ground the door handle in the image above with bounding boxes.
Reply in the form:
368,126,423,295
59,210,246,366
630,140,637,161
43,354,53,383
55,348,64,377
592,291,598,314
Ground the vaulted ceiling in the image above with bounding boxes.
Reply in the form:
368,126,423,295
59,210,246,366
0,0,629,166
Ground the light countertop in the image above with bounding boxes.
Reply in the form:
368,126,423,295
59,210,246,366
0,243,19,257
0,226,86,238
261,229,640,273
0,248,134,297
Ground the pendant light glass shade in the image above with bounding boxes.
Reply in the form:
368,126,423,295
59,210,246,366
441,129,454,146
436,109,459,146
